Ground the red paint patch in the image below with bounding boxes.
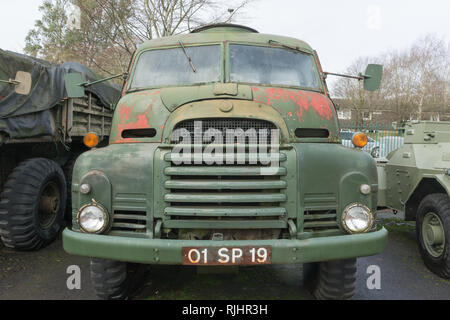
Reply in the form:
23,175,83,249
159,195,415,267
116,113,151,140
160,116,169,130
252,87,333,121
307,94,333,120
113,91,161,144
118,104,133,122
115,105,153,143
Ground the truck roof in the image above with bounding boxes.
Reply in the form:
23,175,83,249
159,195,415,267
137,24,314,53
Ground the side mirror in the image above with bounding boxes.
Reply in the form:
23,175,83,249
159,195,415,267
65,73,85,98
14,71,32,95
0,71,32,95
363,64,383,91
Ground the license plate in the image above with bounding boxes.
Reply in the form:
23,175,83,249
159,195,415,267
182,246,272,265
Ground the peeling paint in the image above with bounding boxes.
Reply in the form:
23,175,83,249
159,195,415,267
118,104,133,123
252,87,334,121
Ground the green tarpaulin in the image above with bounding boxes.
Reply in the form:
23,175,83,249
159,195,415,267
0,49,121,138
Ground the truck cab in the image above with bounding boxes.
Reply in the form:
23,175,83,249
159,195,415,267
63,24,388,300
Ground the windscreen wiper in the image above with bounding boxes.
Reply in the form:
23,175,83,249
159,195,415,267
268,40,306,54
178,41,197,73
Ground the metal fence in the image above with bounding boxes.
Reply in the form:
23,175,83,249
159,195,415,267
339,121,405,159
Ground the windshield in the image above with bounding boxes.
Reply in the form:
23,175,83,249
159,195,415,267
229,44,321,89
130,45,221,89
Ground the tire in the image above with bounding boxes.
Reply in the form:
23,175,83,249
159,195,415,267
416,193,450,279
90,259,133,300
303,258,357,300
0,158,67,250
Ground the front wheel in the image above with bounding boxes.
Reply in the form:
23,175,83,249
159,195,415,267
0,158,66,250
416,193,450,279
90,259,148,300
303,258,357,300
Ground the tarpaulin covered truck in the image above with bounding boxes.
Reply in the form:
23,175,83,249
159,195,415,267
0,49,120,250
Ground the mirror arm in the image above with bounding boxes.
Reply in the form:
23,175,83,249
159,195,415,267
323,72,372,81
78,73,127,88
0,79,21,85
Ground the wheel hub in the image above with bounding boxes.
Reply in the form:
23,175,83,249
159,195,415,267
38,181,61,229
422,212,445,258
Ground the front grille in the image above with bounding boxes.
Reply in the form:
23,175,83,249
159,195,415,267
162,148,288,239
303,210,339,232
171,118,278,145
111,211,147,233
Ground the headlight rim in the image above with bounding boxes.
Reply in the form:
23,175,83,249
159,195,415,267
77,202,109,234
341,203,374,234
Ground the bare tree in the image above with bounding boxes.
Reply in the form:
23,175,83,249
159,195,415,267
332,34,449,123
25,0,254,75
333,56,384,124
409,35,449,119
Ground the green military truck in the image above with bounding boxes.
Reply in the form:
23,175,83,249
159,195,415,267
0,49,120,250
377,121,450,279
63,24,388,300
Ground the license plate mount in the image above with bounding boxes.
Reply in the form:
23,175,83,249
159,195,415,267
182,246,272,266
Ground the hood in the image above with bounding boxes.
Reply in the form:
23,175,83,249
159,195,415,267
111,84,340,144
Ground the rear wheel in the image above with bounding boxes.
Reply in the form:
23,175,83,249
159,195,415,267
0,158,66,250
416,193,450,279
303,258,357,300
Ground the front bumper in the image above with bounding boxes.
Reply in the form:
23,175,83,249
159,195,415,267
63,227,388,264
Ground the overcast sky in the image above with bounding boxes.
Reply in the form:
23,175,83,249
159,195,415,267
0,0,449,74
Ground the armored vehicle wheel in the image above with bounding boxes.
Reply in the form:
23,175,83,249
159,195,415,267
303,258,356,300
0,158,67,250
416,193,450,279
90,259,135,300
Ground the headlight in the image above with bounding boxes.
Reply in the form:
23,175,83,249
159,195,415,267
77,203,109,234
342,203,374,234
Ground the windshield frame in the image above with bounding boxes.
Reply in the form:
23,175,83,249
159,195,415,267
126,41,325,94
226,41,324,93
127,42,225,92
